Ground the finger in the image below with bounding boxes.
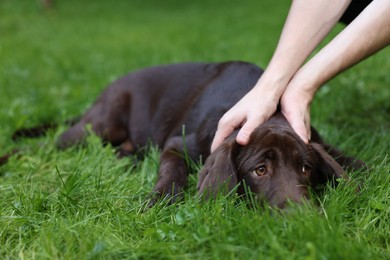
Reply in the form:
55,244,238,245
290,120,310,144
305,118,311,142
236,119,261,145
211,119,239,152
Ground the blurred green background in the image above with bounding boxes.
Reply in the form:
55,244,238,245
0,0,389,259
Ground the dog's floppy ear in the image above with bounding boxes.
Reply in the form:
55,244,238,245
197,136,239,199
321,144,368,172
310,128,367,172
310,143,347,186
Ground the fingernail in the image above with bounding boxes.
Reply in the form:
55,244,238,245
236,134,247,145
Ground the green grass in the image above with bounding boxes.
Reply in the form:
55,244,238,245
1,0,389,259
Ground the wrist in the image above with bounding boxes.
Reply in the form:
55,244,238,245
288,67,321,101
252,70,291,102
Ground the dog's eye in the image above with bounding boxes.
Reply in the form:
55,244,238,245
302,165,312,175
252,165,267,176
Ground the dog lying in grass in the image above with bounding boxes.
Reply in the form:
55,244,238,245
3,61,366,208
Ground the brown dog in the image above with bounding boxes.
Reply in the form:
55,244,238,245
6,61,366,207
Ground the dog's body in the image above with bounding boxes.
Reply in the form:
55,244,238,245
58,61,264,204
58,62,260,152
6,61,366,207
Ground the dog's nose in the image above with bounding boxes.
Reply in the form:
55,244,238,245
275,194,307,209
276,200,287,209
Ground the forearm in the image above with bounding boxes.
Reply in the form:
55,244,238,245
293,0,390,97
255,0,351,97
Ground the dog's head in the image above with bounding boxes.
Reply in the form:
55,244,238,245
197,114,348,208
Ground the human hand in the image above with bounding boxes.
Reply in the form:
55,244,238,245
210,87,279,152
280,80,313,144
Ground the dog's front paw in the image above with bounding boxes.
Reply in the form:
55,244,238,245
145,188,184,208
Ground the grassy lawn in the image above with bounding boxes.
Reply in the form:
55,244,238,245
1,0,389,259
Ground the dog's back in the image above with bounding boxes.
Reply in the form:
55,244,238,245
110,61,263,147
58,61,263,154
